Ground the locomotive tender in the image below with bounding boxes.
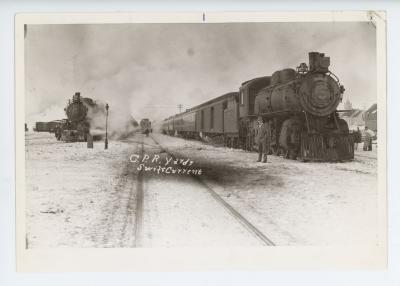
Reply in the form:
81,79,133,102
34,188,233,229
34,120,65,133
162,52,354,162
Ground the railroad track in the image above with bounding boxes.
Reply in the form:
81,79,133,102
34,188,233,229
149,134,276,246
133,139,145,247
104,135,145,247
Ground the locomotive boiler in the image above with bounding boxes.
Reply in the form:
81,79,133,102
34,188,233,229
162,52,354,162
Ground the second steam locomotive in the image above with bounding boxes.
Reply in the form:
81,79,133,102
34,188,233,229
61,92,105,142
162,52,354,162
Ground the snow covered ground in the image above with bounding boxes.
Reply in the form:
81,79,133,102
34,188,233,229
152,133,379,246
25,132,135,248
25,131,379,248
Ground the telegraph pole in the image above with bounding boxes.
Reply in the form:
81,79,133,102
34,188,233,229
178,104,183,113
105,103,109,149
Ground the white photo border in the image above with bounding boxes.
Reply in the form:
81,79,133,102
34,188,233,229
15,11,387,272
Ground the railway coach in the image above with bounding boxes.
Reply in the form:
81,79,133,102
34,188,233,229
162,92,239,144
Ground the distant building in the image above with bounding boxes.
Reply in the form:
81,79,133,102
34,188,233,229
340,102,377,132
364,103,377,131
343,98,352,110
341,109,365,128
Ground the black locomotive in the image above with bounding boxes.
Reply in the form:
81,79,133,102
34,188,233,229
61,92,104,142
162,52,354,162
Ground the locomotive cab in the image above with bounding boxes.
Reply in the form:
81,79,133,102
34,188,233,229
239,76,271,118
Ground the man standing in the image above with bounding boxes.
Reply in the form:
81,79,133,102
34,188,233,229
54,124,61,141
363,126,372,151
256,116,269,163
354,127,362,150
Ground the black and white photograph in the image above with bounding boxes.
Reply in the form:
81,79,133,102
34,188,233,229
15,11,387,271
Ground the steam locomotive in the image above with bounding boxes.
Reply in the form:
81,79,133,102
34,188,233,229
162,52,354,162
140,118,152,134
61,92,104,142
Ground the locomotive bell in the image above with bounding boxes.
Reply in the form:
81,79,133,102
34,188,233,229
309,52,330,72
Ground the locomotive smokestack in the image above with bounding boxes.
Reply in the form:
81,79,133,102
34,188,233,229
308,52,320,71
308,52,330,72
73,92,81,103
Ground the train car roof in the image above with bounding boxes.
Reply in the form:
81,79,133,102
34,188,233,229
168,92,239,120
188,92,238,112
50,119,67,123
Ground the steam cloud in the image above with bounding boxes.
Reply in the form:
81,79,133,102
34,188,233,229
85,99,139,139
25,22,377,132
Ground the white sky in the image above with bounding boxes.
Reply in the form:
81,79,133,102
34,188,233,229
25,22,376,127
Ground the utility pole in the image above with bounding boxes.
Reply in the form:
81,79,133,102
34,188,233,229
178,104,183,113
105,103,109,149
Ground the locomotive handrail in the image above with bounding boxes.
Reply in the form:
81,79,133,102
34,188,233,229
336,109,354,112
259,78,298,91
327,71,340,84
255,110,297,117
303,111,311,133
332,112,341,131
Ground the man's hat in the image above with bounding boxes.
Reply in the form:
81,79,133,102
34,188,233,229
257,116,263,121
